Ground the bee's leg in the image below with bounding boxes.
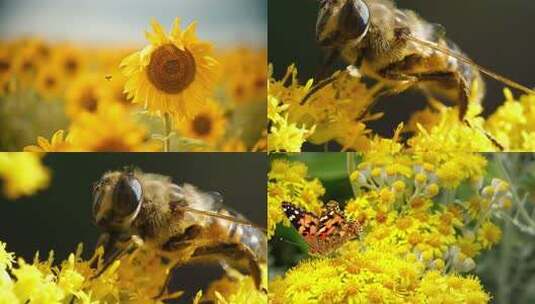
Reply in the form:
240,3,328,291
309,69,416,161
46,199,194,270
192,242,262,290
404,71,470,120
300,73,339,105
162,225,203,251
154,225,204,299
316,48,339,80
91,235,143,279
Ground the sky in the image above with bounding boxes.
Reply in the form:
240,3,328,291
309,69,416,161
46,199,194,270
0,0,267,47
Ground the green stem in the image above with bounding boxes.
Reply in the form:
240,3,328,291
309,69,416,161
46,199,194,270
496,154,515,304
163,113,172,152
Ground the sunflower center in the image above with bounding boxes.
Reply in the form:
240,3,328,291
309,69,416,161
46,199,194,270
38,45,50,59
92,138,132,152
192,114,212,136
22,60,34,72
254,76,266,89
147,44,196,94
81,90,98,112
65,58,78,74
45,76,56,88
0,60,10,73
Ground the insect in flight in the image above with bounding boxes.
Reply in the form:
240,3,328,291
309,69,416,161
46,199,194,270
91,167,267,298
303,0,535,121
282,201,362,255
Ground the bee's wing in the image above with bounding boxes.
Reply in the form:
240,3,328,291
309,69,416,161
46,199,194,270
168,182,265,231
404,33,535,95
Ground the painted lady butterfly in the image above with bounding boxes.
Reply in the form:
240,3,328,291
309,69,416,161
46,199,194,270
282,201,362,255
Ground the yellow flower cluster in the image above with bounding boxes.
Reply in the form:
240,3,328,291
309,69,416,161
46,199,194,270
270,243,490,304
485,89,535,150
269,154,511,303
0,241,264,304
268,64,535,152
0,153,50,199
268,159,325,237
1,19,266,152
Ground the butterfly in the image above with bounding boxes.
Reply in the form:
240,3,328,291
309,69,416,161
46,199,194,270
281,201,362,255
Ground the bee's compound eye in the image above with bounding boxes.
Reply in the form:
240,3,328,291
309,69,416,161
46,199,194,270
113,174,143,217
92,185,103,218
340,0,370,41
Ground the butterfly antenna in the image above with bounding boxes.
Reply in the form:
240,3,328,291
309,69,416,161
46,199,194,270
404,34,535,96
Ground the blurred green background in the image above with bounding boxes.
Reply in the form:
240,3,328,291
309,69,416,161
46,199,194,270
269,153,535,304
269,0,535,150
0,153,267,303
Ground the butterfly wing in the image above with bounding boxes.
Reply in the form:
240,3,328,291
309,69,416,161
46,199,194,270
281,202,320,237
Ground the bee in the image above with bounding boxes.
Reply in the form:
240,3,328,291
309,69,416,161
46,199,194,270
91,167,267,297
304,0,534,121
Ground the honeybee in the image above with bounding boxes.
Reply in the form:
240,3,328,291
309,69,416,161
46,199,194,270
91,167,267,297
305,0,534,120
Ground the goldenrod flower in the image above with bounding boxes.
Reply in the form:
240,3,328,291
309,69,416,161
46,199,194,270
176,99,227,145
0,153,50,199
270,243,490,304
121,18,220,119
477,221,502,249
68,104,161,152
23,130,73,152
65,74,106,118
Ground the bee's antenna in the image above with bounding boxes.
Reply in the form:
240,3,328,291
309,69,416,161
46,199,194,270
404,34,535,96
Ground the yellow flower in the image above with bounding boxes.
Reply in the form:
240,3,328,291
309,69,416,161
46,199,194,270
270,242,489,304
0,49,13,93
101,71,134,107
486,89,535,150
65,74,106,118
268,115,315,152
220,138,247,152
408,105,498,153
219,47,267,104
121,18,220,119
12,48,39,86
34,66,64,100
68,104,161,152
0,153,50,199
52,44,86,79
176,99,227,145
23,130,73,152
477,221,502,249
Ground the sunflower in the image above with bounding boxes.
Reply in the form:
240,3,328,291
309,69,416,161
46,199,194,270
12,47,39,86
220,138,247,152
121,18,220,119
176,99,227,144
101,71,134,107
65,74,106,118
35,66,64,100
68,104,161,152
220,48,267,104
53,45,86,79
23,130,73,152
0,49,13,95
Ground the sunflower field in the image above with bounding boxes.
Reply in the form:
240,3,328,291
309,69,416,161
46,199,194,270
0,19,266,152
